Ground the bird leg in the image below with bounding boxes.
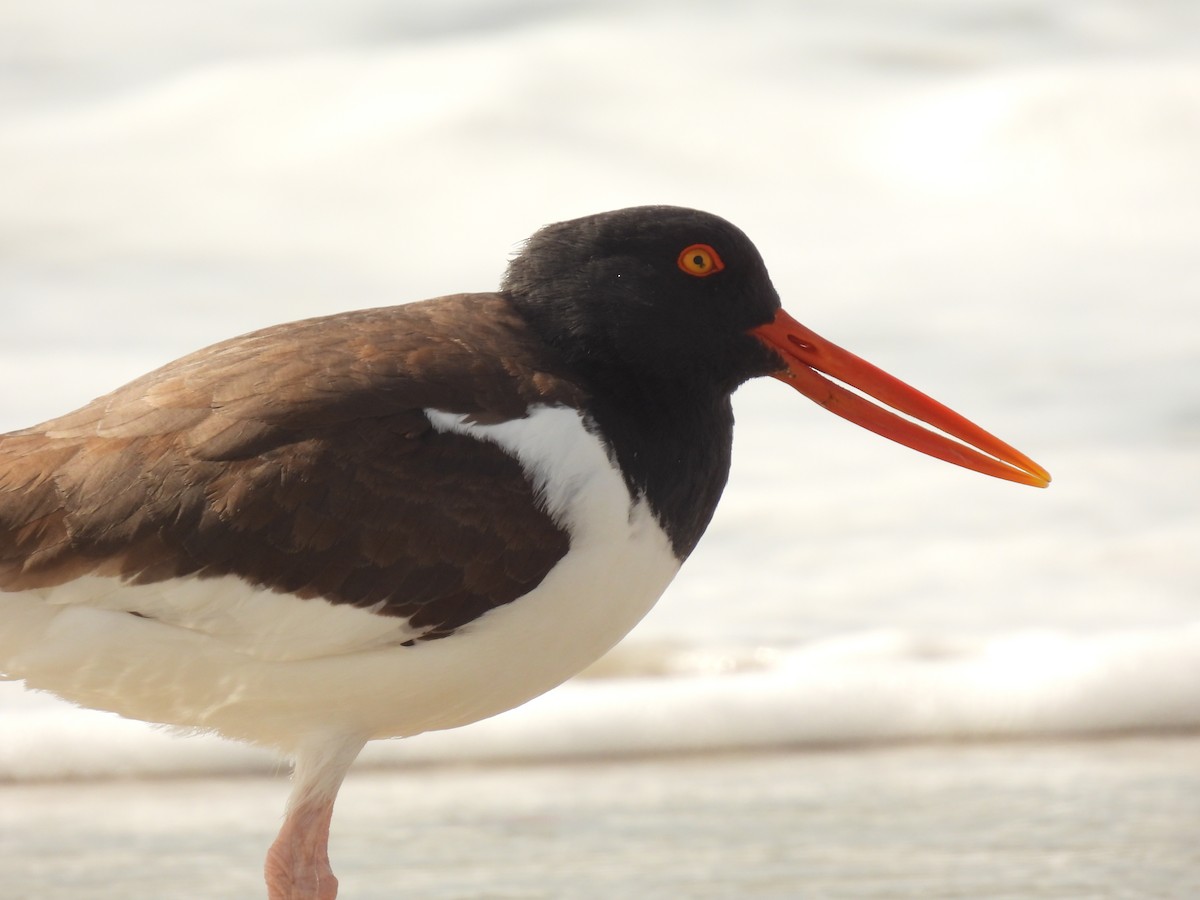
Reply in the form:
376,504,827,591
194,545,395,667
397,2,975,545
266,795,339,900
265,734,367,900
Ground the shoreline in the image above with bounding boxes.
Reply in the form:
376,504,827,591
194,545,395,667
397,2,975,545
5,735,1198,898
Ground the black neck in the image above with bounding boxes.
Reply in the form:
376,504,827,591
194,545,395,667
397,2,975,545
582,371,735,560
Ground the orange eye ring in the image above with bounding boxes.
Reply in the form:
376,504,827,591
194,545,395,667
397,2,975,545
677,243,725,277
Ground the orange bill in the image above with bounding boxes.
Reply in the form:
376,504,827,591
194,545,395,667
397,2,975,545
751,308,1051,488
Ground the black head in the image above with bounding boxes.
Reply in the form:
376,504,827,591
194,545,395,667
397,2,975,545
502,206,784,396
500,206,1051,559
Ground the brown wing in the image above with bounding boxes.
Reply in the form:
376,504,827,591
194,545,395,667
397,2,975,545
0,293,587,640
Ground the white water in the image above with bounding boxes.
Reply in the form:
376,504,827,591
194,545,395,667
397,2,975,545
2,0,1198,780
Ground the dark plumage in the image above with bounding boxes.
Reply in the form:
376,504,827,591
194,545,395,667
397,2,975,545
0,295,585,638
0,206,1047,900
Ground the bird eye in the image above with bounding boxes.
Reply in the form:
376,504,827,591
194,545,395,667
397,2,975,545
677,244,725,277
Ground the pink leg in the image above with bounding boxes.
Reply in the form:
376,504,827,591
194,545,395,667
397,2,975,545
264,734,366,900
265,797,339,900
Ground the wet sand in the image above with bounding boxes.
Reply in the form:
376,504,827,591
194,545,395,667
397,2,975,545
3,735,1198,898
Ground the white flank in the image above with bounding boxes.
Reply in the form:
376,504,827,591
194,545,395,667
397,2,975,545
0,405,681,754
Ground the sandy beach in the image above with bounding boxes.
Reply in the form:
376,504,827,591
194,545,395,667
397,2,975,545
4,735,1198,899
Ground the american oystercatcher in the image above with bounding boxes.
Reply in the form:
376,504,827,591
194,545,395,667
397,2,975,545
0,206,1049,898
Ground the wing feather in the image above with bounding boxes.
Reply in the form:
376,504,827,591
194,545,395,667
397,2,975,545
0,294,588,643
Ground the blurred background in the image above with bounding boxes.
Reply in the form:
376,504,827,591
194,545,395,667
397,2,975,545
1,1,1198,896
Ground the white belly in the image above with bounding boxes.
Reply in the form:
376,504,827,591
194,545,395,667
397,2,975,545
0,405,681,753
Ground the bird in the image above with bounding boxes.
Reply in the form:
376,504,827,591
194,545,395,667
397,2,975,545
0,206,1049,899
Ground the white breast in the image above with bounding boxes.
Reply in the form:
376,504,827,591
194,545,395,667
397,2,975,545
0,405,681,753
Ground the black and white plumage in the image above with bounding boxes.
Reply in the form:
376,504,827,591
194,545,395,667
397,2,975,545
0,206,1049,898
